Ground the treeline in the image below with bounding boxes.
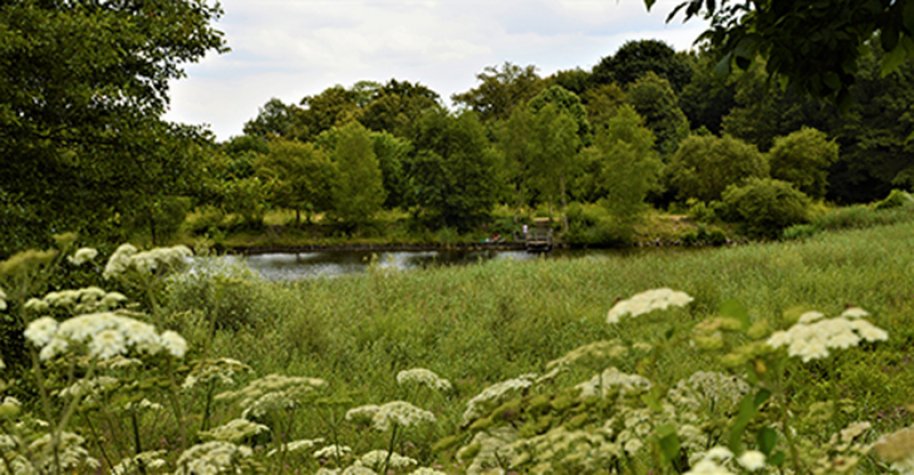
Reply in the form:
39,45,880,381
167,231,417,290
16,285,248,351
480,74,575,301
200,39,913,240
4,26,914,253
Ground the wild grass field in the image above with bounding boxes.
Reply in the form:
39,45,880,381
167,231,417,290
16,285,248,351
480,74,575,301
3,221,914,473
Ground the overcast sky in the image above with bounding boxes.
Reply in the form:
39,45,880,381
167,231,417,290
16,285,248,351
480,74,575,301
163,0,707,140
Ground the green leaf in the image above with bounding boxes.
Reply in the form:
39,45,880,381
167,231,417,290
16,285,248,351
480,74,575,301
657,424,682,464
714,52,733,78
756,426,778,455
729,389,771,451
644,0,658,11
769,450,786,466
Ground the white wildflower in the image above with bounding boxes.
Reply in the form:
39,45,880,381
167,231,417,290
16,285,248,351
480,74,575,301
410,468,448,475
216,373,326,418
767,309,888,362
841,307,870,318
104,244,191,279
175,441,253,474
67,247,98,266
575,366,651,399
314,444,352,460
462,376,534,425
111,450,167,475
104,244,138,279
607,288,693,324
125,398,164,412
266,438,324,457
29,431,100,473
160,330,187,358
183,358,253,390
396,368,452,392
342,463,377,475
360,449,417,469
368,401,436,432
89,329,126,359
23,298,50,314
798,311,825,323
545,340,628,370
686,458,734,475
39,337,69,361
200,418,270,443
737,450,765,471
24,317,59,347
345,404,380,424
58,376,119,399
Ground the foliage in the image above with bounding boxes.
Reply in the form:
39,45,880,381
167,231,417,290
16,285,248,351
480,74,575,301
329,122,386,229
721,178,812,238
588,105,662,241
592,39,693,92
0,0,226,252
257,139,334,224
679,48,737,135
654,0,914,100
668,135,769,203
626,72,690,157
767,127,839,199
409,110,501,231
452,62,544,122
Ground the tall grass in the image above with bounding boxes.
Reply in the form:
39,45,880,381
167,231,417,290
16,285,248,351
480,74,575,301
160,221,914,459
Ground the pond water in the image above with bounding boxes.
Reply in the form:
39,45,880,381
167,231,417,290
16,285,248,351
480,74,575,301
222,248,620,280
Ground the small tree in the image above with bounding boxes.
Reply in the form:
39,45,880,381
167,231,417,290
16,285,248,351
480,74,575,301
589,106,662,240
626,72,690,157
721,178,811,238
768,127,839,199
257,139,334,225
329,122,386,229
667,134,769,202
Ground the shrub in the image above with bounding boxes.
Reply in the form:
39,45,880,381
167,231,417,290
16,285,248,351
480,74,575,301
667,134,769,202
721,178,811,238
564,203,628,246
874,189,914,210
768,127,838,199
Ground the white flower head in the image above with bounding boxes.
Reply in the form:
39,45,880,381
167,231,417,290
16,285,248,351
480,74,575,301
737,450,766,471
369,401,436,432
160,330,187,358
24,317,59,347
607,288,693,324
767,309,888,362
67,247,98,266
840,307,870,319
396,368,452,392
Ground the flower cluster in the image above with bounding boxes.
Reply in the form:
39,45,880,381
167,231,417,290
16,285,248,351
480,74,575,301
360,449,418,470
575,366,652,399
505,425,621,473
200,418,270,444
545,340,628,371
313,444,353,460
175,441,254,474
685,447,766,474
25,286,127,315
607,288,694,324
462,375,534,425
766,307,888,362
346,401,436,432
29,431,100,473
24,311,187,361
395,368,452,392
67,247,98,266
183,357,253,390
266,438,324,457
216,373,326,418
111,450,167,475
873,424,914,474
456,425,518,474
103,243,192,280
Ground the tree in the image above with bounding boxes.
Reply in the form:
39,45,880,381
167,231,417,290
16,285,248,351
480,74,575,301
626,72,690,157
370,132,413,209
667,134,769,202
679,48,737,135
590,105,662,238
592,39,693,91
410,110,500,230
0,0,226,252
329,122,386,229
243,98,309,140
297,86,362,141
651,0,914,100
452,63,545,122
359,79,442,137
582,83,627,130
257,139,334,224
768,127,839,200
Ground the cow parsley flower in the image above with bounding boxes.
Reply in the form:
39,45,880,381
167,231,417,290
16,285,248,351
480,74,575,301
183,358,253,390
200,418,270,443
360,449,417,469
462,376,534,425
24,317,59,347
873,425,914,474
67,247,98,266
103,244,192,280
216,373,326,418
575,366,652,399
767,308,888,362
175,441,253,475
342,463,377,475
607,288,693,324
160,330,187,358
396,368,452,392
737,450,766,471
89,329,126,359
111,450,167,475
266,438,324,457
410,468,448,475
314,444,352,460
29,431,100,473
368,401,436,432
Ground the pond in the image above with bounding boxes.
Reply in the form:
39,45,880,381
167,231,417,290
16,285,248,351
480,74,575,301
221,248,625,280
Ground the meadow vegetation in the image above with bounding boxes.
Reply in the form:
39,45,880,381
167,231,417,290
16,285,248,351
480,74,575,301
2,222,914,473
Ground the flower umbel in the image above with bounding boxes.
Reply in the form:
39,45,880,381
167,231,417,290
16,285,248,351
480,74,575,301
607,288,693,324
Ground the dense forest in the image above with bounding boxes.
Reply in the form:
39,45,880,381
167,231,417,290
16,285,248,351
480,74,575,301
2,1,913,255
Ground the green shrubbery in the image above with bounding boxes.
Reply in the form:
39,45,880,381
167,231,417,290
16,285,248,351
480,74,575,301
720,178,811,238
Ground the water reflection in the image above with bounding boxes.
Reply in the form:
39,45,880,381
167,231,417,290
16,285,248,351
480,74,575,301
231,249,549,280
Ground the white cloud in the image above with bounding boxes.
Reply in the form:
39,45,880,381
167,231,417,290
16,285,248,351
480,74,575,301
164,0,707,139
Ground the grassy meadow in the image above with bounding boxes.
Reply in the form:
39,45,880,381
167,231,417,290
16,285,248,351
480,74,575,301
145,219,914,472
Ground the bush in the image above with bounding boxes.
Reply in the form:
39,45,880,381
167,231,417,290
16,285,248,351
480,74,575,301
680,225,729,246
564,203,628,246
874,189,914,210
768,127,838,199
721,178,811,238
667,134,769,202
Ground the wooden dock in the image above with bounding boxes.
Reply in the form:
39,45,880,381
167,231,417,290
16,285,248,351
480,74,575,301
525,219,554,252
